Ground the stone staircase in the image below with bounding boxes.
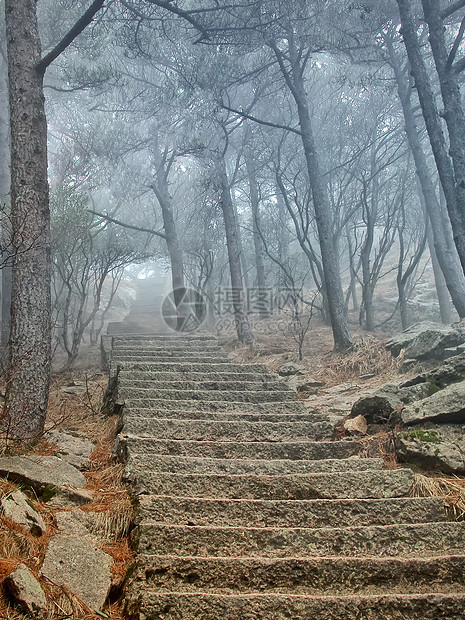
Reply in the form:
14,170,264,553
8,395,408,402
108,334,465,619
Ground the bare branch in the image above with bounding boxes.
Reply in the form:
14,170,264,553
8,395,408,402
446,15,465,70
441,0,465,20
142,0,211,42
88,210,167,239
222,104,302,135
37,0,106,74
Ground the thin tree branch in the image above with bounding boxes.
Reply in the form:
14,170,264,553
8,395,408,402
88,210,167,239
446,15,465,70
37,0,106,74
142,0,210,42
454,55,465,72
222,104,302,135
441,0,465,20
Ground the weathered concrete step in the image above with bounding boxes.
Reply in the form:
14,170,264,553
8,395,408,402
118,377,288,392
118,387,296,402
123,406,324,423
135,521,465,558
133,554,465,595
129,454,384,476
114,362,270,375
123,418,333,442
117,370,274,382
129,591,465,620
115,437,361,461
133,469,413,499
135,495,447,528
122,399,307,414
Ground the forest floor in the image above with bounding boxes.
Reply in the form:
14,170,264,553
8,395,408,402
0,319,464,618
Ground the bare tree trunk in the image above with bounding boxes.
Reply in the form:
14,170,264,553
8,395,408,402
0,23,11,350
273,34,352,350
3,0,51,439
428,225,455,324
230,191,250,290
218,157,254,345
245,152,269,317
396,0,465,273
151,140,185,329
386,31,465,317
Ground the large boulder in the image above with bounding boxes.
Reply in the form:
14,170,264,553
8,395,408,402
46,430,94,470
426,351,465,388
41,535,112,611
4,563,47,618
350,382,430,424
397,424,465,473
401,380,465,425
0,456,86,492
1,489,46,536
0,455,90,507
386,321,465,361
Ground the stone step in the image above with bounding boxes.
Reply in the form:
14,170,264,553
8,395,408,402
118,377,288,393
107,323,167,335
113,354,230,364
122,418,333,442
121,400,307,415
115,436,362,461
134,521,465,558
129,454,384,476
114,362,270,374
112,335,217,343
132,554,465,595
113,345,222,354
117,370,274,382
123,407,325,423
118,387,296,402
135,495,447,528
132,469,413,500
128,591,465,620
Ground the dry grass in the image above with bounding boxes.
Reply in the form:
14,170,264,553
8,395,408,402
412,472,465,521
222,319,400,389
319,335,401,386
355,430,399,469
0,371,134,620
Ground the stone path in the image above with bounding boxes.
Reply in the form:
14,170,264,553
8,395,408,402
109,334,465,619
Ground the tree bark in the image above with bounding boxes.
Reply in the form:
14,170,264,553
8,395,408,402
274,34,352,350
428,224,455,323
0,29,11,349
218,157,254,345
385,30,465,317
396,0,465,273
151,141,185,330
3,0,51,439
245,150,269,317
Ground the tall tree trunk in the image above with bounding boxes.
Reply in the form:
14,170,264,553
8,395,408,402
230,192,250,290
3,0,51,439
421,0,465,246
151,141,185,330
274,35,352,350
245,152,269,317
218,157,254,345
0,29,11,349
428,225,455,324
385,31,465,317
396,0,465,273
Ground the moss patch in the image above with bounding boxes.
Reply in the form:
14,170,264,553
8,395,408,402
406,429,441,444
